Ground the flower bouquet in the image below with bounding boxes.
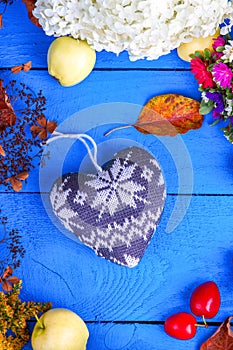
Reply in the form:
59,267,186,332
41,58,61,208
190,33,233,143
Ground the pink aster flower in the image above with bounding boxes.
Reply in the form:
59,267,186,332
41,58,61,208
212,36,225,50
212,36,226,59
212,62,233,88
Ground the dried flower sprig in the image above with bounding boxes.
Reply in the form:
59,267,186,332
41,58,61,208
0,281,52,350
0,211,52,349
0,77,57,191
0,210,25,291
190,33,233,143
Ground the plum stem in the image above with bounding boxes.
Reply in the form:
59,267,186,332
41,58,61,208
195,316,208,328
202,314,208,327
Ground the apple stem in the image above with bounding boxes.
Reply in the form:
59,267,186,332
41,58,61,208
34,313,45,329
104,124,133,136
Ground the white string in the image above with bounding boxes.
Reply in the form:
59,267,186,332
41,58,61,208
45,131,102,172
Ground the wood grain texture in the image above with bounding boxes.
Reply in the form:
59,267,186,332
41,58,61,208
22,322,219,350
1,70,232,194
0,1,190,69
1,193,233,323
1,3,233,350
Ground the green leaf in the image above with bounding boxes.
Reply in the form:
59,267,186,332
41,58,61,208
199,99,214,115
226,93,233,99
193,51,204,59
216,46,225,52
204,48,211,60
189,53,196,59
207,63,214,72
199,105,213,115
210,119,220,126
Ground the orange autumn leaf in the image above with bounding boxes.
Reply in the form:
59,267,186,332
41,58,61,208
16,171,29,181
46,121,57,133
7,276,20,284
0,145,5,156
5,171,29,192
2,266,13,279
6,177,23,192
135,94,204,136
0,267,20,292
23,61,32,72
11,65,23,74
11,61,32,74
2,280,12,292
31,117,57,140
37,116,47,128
200,316,233,349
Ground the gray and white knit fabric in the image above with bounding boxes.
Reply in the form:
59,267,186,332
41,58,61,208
50,147,166,267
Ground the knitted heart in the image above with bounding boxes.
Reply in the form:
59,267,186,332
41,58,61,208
50,146,166,267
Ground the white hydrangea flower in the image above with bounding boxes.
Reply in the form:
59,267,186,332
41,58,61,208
33,0,233,61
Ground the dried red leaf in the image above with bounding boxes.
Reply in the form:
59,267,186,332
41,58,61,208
200,316,233,350
22,0,41,27
5,171,29,191
46,121,57,134
7,276,20,284
2,266,13,279
11,62,32,74
11,65,23,74
0,80,16,132
135,94,204,136
0,14,3,29
37,116,47,127
16,171,29,181
2,280,12,292
23,61,32,72
31,117,57,140
0,145,5,156
30,125,43,134
7,177,22,192
39,129,48,140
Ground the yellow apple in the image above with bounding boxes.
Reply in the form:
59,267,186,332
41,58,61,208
177,29,220,62
31,308,89,350
47,37,96,86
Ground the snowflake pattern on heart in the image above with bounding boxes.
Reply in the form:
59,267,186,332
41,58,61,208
50,146,166,267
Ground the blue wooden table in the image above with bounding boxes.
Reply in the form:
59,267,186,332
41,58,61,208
1,2,233,349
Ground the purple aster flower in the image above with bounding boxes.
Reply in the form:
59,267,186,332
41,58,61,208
212,109,221,119
212,62,233,88
206,91,224,114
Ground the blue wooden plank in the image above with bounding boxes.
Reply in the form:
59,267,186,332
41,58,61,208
2,5,233,350
22,322,219,350
0,1,190,69
1,70,232,195
1,193,233,322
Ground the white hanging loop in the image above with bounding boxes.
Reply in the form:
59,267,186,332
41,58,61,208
45,131,102,173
